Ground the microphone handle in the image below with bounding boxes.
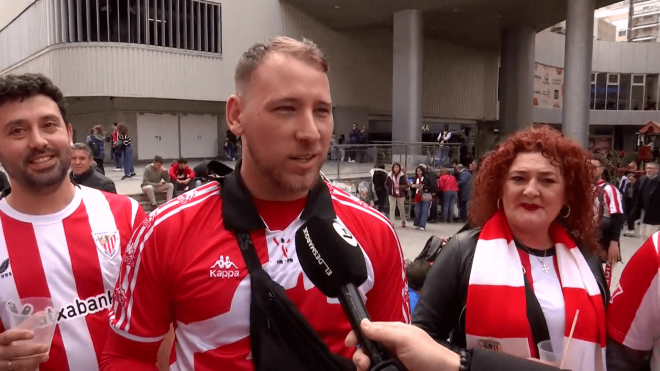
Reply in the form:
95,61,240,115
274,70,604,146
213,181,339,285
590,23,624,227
338,284,386,365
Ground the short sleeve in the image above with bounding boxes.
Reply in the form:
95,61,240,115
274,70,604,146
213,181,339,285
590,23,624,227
364,221,411,324
607,237,660,351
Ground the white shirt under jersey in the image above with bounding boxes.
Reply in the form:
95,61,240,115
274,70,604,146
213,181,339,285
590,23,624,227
0,185,144,371
528,251,566,357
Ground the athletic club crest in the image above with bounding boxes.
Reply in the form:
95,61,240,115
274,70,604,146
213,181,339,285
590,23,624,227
93,231,120,259
478,339,502,352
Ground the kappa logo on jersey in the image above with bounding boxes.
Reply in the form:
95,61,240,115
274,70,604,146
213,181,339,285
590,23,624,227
93,231,120,259
210,255,240,278
123,241,139,268
113,286,128,310
58,290,114,321
142,212,156,230
177,190,197,205
273,237,294,264
610,283,624,304
0,258,11,279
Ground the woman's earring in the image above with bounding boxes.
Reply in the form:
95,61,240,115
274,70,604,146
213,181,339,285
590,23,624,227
497,198,502,209
561,205,571,218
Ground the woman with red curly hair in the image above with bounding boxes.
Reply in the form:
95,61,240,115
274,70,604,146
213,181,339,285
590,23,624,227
412,125,609,371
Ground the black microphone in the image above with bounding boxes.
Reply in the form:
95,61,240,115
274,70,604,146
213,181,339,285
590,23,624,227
295,216,405,371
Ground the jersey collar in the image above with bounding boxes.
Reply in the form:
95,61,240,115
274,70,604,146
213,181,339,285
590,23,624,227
221,160,336,232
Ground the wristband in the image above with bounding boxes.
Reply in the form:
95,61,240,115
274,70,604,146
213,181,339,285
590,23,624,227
459,349,471,371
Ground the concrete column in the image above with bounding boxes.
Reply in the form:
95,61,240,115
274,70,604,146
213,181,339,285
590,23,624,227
499,27,536,138
392,9,423,146
562,0,595,148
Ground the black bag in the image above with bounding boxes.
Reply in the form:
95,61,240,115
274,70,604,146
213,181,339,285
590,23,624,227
113,140,124,150
234,231,354,371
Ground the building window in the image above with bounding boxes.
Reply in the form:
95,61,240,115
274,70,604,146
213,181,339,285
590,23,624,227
54,0,222,54
645,74,659,110
619,74,631,110
631,74,646,110
595,73,607,110
606,73,619,110
618,29,627,37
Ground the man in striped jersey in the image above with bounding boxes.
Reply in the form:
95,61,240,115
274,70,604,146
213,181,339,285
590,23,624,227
591,156,624,286
102,37,409,370
607,232,660,370
0,74,146,371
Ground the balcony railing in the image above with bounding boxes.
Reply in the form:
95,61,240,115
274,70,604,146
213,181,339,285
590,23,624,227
216,142,464,181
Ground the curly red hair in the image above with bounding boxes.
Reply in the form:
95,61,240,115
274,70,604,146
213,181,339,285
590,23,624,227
469,125,599,253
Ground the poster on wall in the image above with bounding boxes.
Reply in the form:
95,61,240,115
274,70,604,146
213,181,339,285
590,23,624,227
589,136,613,155
533,63,564,108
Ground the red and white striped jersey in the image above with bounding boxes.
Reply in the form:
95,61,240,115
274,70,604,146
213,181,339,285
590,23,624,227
0,185,145,371
607,232,660,369
103,181,410,370
594,180,624,218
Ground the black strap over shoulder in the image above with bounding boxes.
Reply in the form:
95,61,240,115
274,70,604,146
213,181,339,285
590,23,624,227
523,275,551,355
233,231,354,371
235,231,262,273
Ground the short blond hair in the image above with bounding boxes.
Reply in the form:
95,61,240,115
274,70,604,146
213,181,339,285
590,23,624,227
235,37,328,93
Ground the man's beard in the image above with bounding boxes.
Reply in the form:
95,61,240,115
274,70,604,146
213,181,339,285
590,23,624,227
247,143,323,195
2,147,71,194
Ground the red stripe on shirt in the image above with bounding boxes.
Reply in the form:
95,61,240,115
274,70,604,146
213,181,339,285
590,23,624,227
1,214,69,370
62,203,108,362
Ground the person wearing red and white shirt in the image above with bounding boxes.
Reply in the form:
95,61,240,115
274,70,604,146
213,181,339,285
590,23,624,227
607,232,660,370
0,73,146,371
101,37,409,370
591,156,624,268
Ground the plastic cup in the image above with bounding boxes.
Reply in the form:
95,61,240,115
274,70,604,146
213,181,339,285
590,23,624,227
2,297,58,349
538,340,560,366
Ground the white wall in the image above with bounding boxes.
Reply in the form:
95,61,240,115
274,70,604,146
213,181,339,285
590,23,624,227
0,0,36,30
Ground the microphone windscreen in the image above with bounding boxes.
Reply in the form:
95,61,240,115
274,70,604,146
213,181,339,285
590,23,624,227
295,216,367,298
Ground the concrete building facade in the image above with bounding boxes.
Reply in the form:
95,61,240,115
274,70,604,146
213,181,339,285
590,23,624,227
0,0,626,162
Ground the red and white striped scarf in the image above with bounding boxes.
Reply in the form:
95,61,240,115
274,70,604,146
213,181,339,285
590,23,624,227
465,209,607,371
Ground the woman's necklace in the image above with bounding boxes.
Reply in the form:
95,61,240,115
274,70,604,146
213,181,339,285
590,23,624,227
518,242,551,274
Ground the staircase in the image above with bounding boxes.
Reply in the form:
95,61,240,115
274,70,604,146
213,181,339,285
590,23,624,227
127,191,171,213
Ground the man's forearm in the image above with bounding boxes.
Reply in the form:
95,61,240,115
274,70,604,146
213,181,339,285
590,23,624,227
609,214,624,242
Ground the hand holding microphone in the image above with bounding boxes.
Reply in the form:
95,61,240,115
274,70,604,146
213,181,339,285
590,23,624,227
295,216,405,371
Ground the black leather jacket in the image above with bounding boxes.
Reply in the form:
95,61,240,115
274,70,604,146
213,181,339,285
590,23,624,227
70,167,117,194
412,228,610,352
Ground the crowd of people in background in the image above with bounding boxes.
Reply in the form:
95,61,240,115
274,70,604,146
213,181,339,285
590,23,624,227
373,157,475,230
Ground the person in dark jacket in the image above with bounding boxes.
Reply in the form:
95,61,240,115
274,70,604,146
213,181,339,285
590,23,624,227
412,126,609,370
348,123,360,162
0,170,9,193
622,174,639,237
371,164,388,213
630,162,660,240
70,143,117,193
456,164,472,222
347,320,568,371
87,124,106,174
419,164,440,223
358,126,370,163
411,165,435,231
